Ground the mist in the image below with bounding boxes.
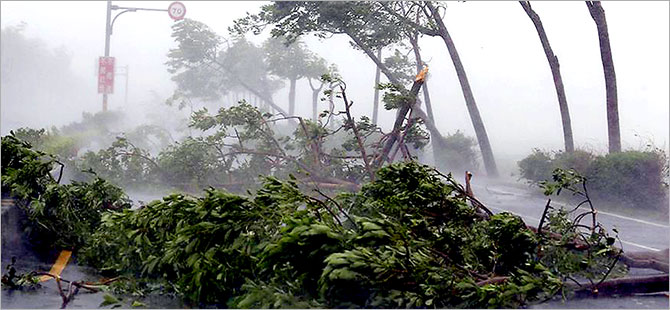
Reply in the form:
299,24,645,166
1,1,668,178
2,2,670,308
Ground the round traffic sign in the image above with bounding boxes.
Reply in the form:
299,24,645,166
168,2,186,21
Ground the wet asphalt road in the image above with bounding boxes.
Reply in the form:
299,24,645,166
1,200,182,309
471,179,670,309
471,179,670,253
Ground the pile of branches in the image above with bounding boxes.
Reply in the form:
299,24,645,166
1,134,131,250
3,134,666,308
77,162,629,308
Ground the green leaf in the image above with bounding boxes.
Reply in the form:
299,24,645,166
131,300,147,308
100,294,120,307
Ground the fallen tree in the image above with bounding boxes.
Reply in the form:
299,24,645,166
74,164,639,308
4,126,670,309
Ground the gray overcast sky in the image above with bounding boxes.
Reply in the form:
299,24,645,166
1,1,668,173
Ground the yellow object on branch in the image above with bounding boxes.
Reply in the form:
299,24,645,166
39,250,72,282
415,65,429,82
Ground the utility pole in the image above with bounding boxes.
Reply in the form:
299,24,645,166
116,65,129,105
124,65,128,105
102,0,112,112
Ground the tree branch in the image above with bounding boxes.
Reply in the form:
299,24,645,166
373,78,425,168
340,85,375,180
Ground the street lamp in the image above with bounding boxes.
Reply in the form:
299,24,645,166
99,1,185,112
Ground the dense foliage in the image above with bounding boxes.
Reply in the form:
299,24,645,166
77,161,624,308
519,148,669,210
1,133,131,250
2,130,627,308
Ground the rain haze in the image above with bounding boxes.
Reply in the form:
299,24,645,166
1,1,670,309
2,1,668,176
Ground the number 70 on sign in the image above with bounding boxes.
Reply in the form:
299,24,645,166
168,2,186,21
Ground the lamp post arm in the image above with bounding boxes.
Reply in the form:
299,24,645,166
110,9,137,35
102,1,173,112
113,6,168,12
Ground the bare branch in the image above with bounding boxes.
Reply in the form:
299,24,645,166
339,85,375,181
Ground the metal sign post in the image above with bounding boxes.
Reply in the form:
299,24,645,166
100,1,185,112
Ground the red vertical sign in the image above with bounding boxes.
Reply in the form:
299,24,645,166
98,57,115,94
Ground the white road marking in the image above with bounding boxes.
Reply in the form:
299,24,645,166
484,185,670,229
487,206,662,252
619,240,661,252
551,201,670,229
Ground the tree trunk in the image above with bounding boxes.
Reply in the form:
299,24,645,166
308,78,324,121
372,49,382,125
426,2,499,177
410,37,435,124
312,89,319,121
413,108,448,154
288,78,297,116
520,1,574,153
586,1,620,153
374,79,426,168
344,29,440,138
570,274,669,298
409,33,442,166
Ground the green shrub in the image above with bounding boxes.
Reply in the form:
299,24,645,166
519,148,669,211
553,149,595,176
589,150,668,207
518,149,553,182
435,131,479,173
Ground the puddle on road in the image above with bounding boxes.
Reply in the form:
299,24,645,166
1,257,185,309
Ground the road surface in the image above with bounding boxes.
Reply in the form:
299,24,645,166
471,179,669,253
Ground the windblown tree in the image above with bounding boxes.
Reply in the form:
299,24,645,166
264,37,326,116
304,59,332,121
385,2,437,125
304,1,498,177
520,1,574,153
166,19,286,115
417,2,499,177
393,3,439,165
409,30,435,125
372,49,382,124
233,1,456,169
586,1,621,153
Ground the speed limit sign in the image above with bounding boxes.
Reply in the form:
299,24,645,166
168,2,186,21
